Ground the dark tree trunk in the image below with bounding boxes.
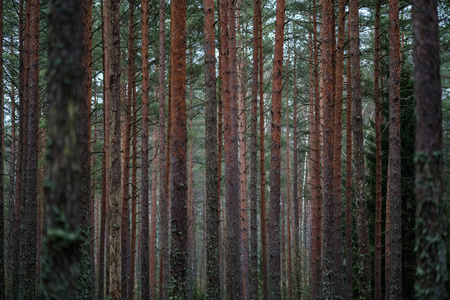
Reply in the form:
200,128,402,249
107,0,122,298
140,0,150,298
374,1,382,298
413,0,448,298
204,0,220,297
150,126,158,299
249,0,259,297
0,0,3,297
349,0,372,297
21,0,39,297
169,0,188,297
388,0,402,298
41,0,89,298
268,0,285,298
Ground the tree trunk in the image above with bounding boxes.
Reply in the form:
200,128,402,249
121,3,134,297
259,9,268,299
204,0,220,296
268,0,285,298
285,56,292,300
345,53,353,300
388,0,402,297
107,0,122,298
129,84,138,300
158,0,169,295
249,0,259,297
321,0,336,296
140,0,150,298
41,0,89,297
150,126,158,300
169,0,188,297
374,0,382,298
21,0,39,297
0,0,3,295
333,0,345,297
349,0,372,297
413,1,448,297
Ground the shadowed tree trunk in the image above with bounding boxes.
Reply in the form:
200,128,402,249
285,56,292,300
169,0,188,297
204,0,220,297
268,0,285,298
249,0,259,297
41,0,89,298
21,0,39,297
150,125,158,299
388,0,402,297
413,0,448,297
349,0,372,297
107,0,122,298
374,0,382,298
0,0,3,296
140,0,150,298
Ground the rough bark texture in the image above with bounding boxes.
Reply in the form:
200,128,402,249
158,0,169,295
268,0,285,298
107,0,122,298
413,1,448,298
349,0,372,298
259,8,268,299
41,1,87,297
0,0,3,297
385,161,391,300
333,0,345,297
249,0,259,297
21,0,39,297
388,0,402,298
169,0,188,297
204,0,220,297
311,1,322,297
321,0,336,296
345,54,353,300
374,1,382,298
285,58,292,300
225,0,243,298
140,0,150,298
121,3,134,298
150,126,158,300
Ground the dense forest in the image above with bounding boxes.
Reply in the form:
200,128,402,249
0,0,449,299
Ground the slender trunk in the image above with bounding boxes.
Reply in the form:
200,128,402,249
249,0,259,297
99,0,110,298
107,0,122,298
385,161,391,300
311,1,322,297
150,126,158,299
413,1,448,297
349,0,372,297
388,0,402,297
204,0,220,296
332,0,345,297
285,57,292,300
224,0,242,297
259,8,268,299
169,0,188,296
158,0,169,295
121,3,134,297
0,0,3,296
268,0,285,298
345,53,353,300
21,0,39,297
129,86,138,300
140,0,150,297
374,1,382,298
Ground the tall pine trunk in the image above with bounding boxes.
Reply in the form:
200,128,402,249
413,0,448,297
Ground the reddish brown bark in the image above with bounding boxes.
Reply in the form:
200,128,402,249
268,0,285,297
249,0,260,296
388,0,402,297
345,53,353,300
140,0,150,298
374,0,382,298
385,161,391,300
169,0,188,296
259,9,268,299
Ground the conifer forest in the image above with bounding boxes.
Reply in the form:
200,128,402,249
0,0,449,299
